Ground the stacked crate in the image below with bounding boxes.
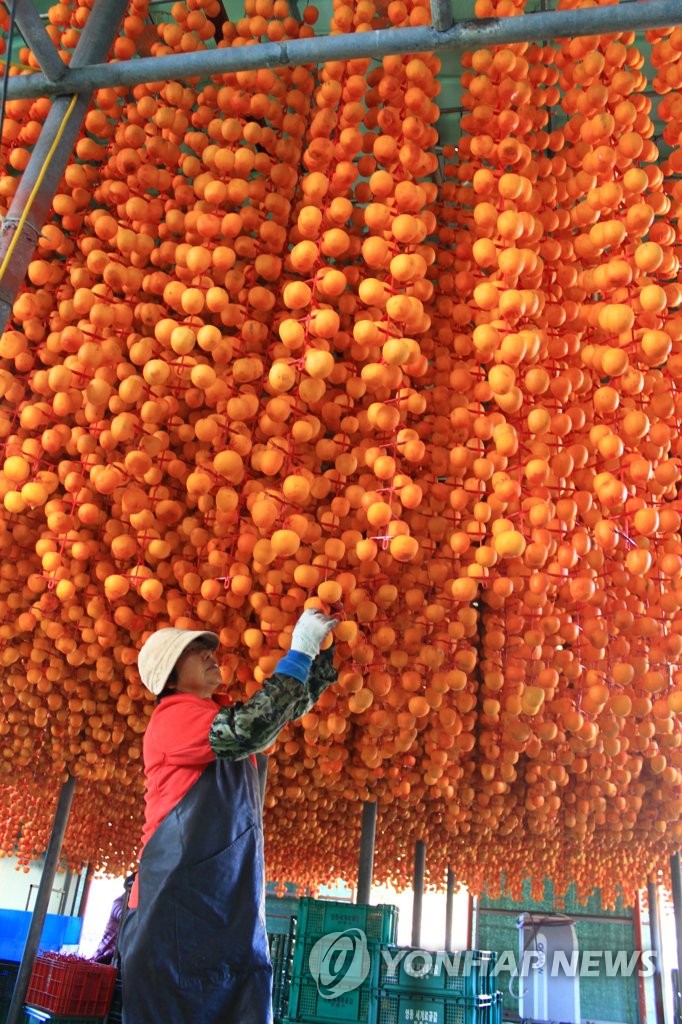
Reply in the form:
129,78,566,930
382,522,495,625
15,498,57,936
24,955,117,1024
284,898,398,1024
103,975,123,1024
23,1011,104,1024
1,960,19,1024
269,917,297,1023
375,948,502,1024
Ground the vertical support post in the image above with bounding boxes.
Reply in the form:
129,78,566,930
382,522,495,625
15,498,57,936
411,839,426,948
0,0,129,331
208,1,229,42
357,801,377,906
429,0,453,31
633,890,649,1024
671,852,682,985
471,894,479,949
647,878,666,1024
74,864,91,917
5,775,77,1024
445,866,455,951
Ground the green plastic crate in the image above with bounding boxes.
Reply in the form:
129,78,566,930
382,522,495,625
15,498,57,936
290,932,381,992
270,918,297,1023
268,913,298,937
266,892,299,936
377,992,498,1024
287,927,381,1024
285,974,376,1023
297,898,398,944
379,949,498,999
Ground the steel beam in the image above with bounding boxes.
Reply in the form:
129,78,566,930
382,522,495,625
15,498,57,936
15,0,68,81
0,0,128,333
357,801,377,905
5,776,77,1024
5,0,681,100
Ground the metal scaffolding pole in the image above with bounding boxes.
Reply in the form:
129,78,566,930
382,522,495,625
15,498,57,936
14,0,68,81
5,0,681,101
0,0,128,333
5,776,77,1024
357,801,377,906
411,839,426,948
647,878,666,1024
75,864,92,918
431,0,453,32
444,866,455,950
670,852,682,990
633,890,649,1024
471,894,479,948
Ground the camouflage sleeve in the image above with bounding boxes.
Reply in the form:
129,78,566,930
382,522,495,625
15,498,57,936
288,646,338,719
208,648,339,760
209,673,306,760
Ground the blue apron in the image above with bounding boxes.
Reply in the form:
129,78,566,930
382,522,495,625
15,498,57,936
119,755,273,1024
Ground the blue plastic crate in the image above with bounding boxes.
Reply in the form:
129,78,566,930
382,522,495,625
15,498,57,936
297,899,398,944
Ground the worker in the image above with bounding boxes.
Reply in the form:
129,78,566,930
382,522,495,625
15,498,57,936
118,608,338,1024
90,873,135,965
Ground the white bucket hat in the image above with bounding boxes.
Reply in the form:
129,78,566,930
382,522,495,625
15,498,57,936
138,627,219,696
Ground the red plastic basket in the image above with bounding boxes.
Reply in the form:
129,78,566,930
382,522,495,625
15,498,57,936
26,954,116,1018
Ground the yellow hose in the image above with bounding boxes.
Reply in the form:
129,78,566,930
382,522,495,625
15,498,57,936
0,92,79,286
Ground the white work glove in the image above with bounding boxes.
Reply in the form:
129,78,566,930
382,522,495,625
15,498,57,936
290,609,337,658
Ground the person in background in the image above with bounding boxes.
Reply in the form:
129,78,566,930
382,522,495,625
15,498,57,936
91,893,124,966
91,873,135,965
119,608,338,1024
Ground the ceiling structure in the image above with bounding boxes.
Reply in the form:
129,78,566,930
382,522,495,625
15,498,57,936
0,0,681,905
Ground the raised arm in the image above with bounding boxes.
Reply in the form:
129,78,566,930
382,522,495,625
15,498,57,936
209,610,338,759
